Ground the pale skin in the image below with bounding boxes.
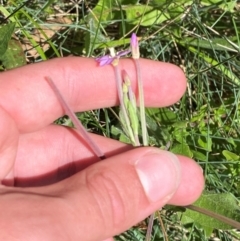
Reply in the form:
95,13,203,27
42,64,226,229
0,57,204,241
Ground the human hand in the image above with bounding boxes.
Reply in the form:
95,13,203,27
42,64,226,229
0,57,204,241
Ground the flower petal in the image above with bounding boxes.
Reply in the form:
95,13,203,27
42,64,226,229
130,33,140,59
117,49,131,57
131,33,138,48
96,55,113,66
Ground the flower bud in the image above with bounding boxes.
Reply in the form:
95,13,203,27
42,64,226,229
131,33,140,59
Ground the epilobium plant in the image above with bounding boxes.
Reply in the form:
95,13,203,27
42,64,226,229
122,70,140,146
96,33,148,147
97,35,159,240
130,33,148,146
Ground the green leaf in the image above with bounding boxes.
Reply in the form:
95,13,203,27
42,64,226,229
111,125,122,137
222,150,240,177
0,39,26,69
171,143,193,157
191,105,207,122
172,121,188,128
118,0,138,4
88,0,113,22
173,125,189,144
179,37,239,53
0,22,16,56
192,150,207,161
222,150,239,161
197,134,212,152
146,108,177,124
201,0,236,12
180,193,240,236
111,125,131,144
97,38,131,49
145,114,158,132
123,5,169,26
226,138,237,148
119,132,132,144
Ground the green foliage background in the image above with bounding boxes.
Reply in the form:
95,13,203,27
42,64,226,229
0,0,240,240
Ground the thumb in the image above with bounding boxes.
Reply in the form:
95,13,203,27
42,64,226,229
61,147,182,241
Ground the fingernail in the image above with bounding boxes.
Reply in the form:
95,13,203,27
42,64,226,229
133,150,181,203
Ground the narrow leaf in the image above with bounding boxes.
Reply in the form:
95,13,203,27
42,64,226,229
123,5,169,26
171,143,193,157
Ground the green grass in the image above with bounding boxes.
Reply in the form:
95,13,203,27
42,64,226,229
1,0,240,240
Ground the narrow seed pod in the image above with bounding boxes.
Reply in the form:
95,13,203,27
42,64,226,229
45,76,105,160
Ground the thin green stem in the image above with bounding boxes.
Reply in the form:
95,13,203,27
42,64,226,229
134,59,148,146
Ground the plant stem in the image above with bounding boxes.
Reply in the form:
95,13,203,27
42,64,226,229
112,62,136,145
145,213,154,241
45,76,105,160
186,204,240,229
134,59,148,146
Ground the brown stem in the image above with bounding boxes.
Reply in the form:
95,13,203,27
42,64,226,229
185,204,240,229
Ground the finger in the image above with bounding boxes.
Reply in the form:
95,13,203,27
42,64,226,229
168,155,204,205
0,106,19,184
31,147,203,240
0,57,186,132
14,125,132,186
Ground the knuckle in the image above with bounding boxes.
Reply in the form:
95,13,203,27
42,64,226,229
86,169,127,227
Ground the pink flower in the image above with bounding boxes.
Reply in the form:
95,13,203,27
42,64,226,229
96,50,130,66
130,33,140,59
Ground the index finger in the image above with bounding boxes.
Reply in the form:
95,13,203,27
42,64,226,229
0,57,186,133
